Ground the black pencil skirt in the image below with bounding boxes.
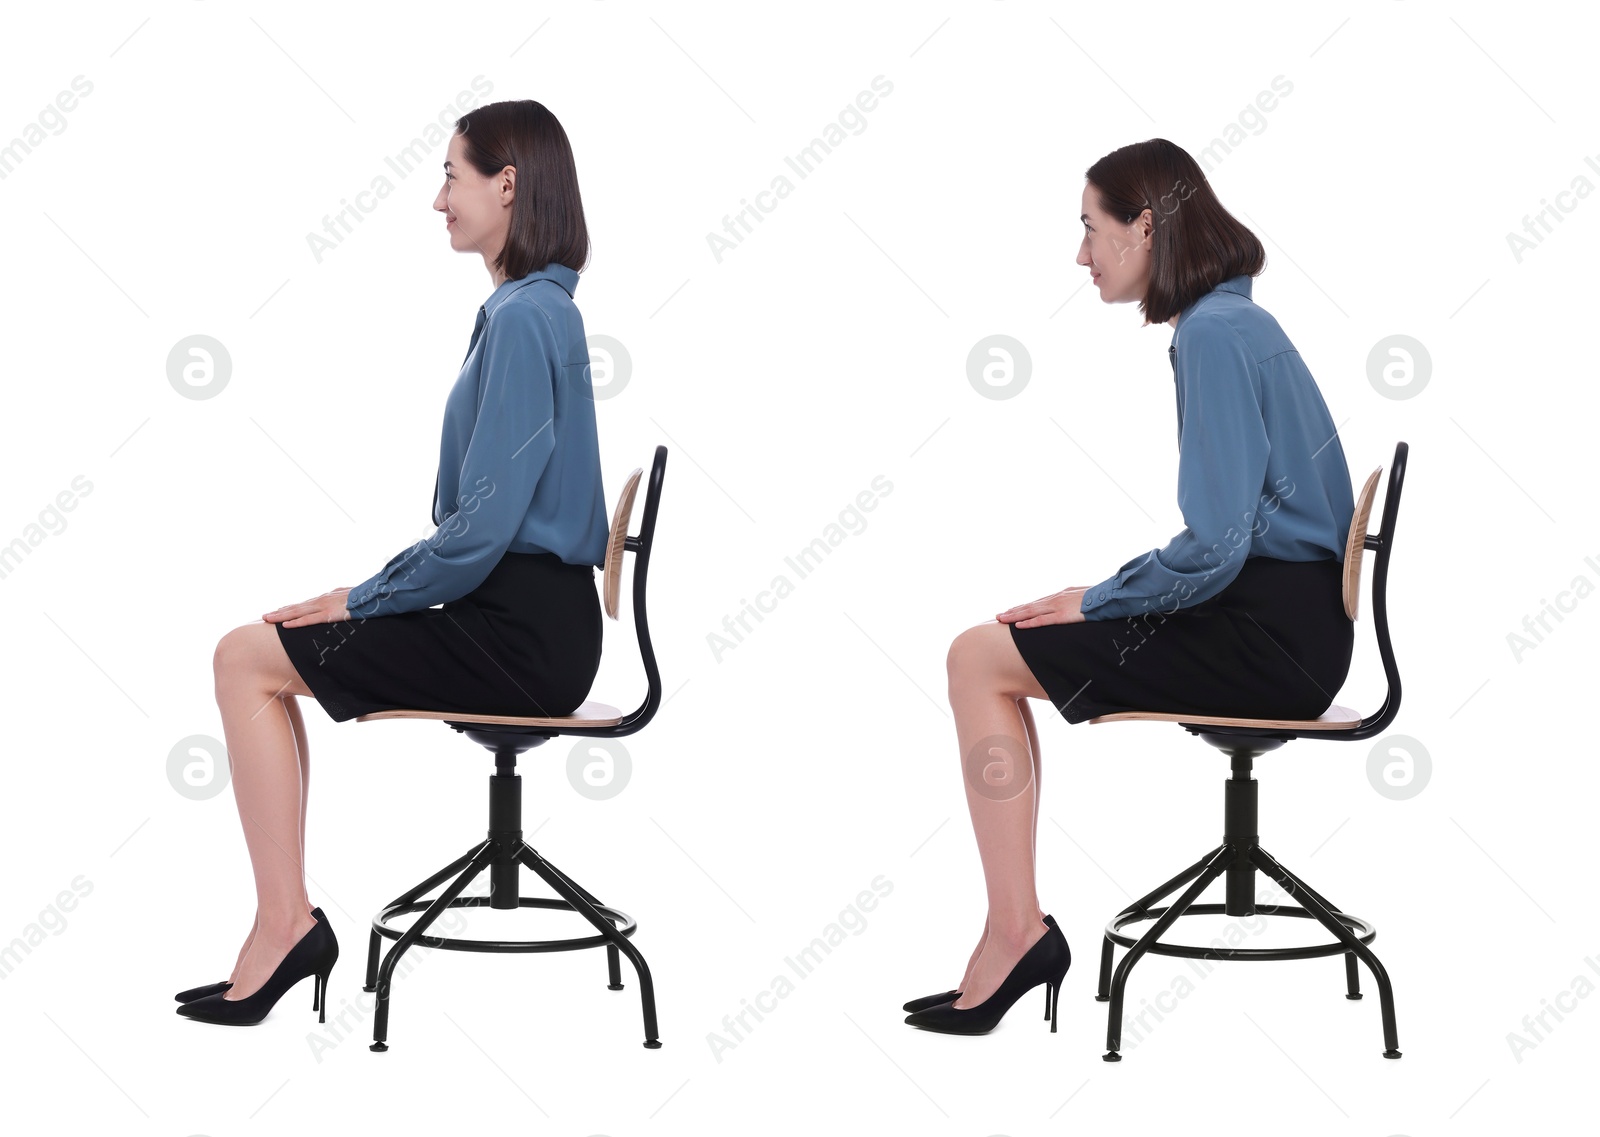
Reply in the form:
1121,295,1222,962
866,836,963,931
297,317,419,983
276,551,604,723
1009,555,1354,725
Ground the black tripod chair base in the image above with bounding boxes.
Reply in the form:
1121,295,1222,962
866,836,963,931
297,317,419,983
362,831,661,1051
1096,833,1401,1061
1099,888,1382,1063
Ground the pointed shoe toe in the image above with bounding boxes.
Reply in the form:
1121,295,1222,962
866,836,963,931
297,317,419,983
902,989,960,1013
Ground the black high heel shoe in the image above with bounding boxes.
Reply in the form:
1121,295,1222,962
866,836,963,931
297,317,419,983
904,917,1071,1035
902,914,1056,1013
174,908,327,1005
176,912,338,1025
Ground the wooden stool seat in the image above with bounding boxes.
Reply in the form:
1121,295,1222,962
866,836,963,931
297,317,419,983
357,699,625,729
1089,703,1363,731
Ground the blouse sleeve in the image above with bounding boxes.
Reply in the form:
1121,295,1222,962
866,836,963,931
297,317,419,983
343,302,560,619
1078,314,1272,622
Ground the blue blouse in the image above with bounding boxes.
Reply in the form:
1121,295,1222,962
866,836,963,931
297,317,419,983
1078,274,1355,622
344,264,609,620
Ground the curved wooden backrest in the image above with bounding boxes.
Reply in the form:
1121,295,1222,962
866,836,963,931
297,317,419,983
602,467,644,620
1343,465,1382,621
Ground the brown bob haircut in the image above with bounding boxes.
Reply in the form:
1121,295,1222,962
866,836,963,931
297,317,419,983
1084,138,1265,326
453,99,590,283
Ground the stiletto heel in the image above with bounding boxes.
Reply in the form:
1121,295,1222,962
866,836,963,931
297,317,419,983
905,917,1071,1036
176,908,326,1003
177,914,338,1026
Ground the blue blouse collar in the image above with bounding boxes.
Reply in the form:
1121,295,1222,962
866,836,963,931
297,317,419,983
1173,272,1252,337
484,262,580,318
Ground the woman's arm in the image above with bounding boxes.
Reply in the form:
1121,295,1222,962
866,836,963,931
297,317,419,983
1078,314,1271,622
343,301,561,620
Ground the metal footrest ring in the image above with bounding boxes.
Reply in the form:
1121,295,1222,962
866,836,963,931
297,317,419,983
372,895,637,954
1105,902,1374,962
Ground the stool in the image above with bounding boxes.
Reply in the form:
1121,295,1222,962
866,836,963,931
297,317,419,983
1086,441,1408,1061
352,445,669,1051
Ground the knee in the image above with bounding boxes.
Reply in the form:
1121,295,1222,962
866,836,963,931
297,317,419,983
212,625,255,690
945,624,988,689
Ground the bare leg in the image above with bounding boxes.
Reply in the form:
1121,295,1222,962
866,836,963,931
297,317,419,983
212,624,318,999
222,694,312,985
945,622,1052,1009
222,696,310,986
952,696,1046,992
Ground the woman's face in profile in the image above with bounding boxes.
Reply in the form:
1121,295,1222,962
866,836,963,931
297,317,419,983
434,131,509,262
1077,182,1152,306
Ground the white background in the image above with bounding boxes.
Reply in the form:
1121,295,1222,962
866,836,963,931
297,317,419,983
2,1,1596,1133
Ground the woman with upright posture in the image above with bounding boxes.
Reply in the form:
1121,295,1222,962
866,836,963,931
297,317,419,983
178,100,610,1026
904,139,1356,1035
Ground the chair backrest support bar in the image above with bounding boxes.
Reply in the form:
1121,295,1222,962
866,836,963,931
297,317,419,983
1307,439,1407,743
554,444,668,739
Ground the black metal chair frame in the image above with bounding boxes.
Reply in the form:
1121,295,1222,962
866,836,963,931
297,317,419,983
362,445,668,1052
1095,441,1409,1062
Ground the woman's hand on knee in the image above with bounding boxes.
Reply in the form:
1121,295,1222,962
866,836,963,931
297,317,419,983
264,588,352,628
997,587,1087,628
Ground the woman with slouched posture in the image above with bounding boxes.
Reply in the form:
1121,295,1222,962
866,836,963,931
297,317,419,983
178,100,610,1026
903,139,1356,1035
